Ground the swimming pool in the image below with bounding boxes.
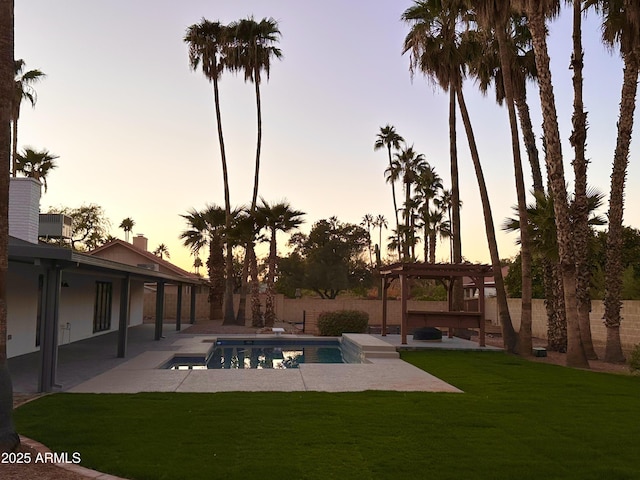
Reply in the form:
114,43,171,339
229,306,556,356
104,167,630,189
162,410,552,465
162,338,361,370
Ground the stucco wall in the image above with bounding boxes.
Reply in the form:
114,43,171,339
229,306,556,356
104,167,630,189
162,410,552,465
8,265,150,358
6,264,40,358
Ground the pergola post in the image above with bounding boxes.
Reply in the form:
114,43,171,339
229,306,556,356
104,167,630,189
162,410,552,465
400,271,408,345
117,275,131,358
176,284,183,331
381,278,389,336
155,281,165,340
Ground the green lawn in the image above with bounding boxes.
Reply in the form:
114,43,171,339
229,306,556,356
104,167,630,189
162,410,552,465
14,351,640,480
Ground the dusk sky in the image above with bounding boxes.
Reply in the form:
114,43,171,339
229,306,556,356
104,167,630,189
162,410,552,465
13,1,638,272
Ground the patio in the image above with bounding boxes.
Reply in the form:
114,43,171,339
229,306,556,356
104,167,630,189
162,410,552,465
8,324,501,395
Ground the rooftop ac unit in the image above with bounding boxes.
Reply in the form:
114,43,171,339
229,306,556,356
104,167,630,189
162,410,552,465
38,213,73,239
137,263,160,272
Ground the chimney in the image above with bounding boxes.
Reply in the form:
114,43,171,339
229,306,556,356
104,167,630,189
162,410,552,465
133,234,148,251
9,177,42,244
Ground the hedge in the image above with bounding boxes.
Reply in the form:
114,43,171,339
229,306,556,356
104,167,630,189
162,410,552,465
317,310,369,336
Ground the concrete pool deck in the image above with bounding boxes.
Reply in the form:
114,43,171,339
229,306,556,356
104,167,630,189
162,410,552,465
9,324,502,395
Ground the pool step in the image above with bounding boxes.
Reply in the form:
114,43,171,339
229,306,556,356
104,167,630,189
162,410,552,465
342,334,400,360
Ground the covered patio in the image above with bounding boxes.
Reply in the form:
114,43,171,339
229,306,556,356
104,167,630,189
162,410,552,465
379,262,493,346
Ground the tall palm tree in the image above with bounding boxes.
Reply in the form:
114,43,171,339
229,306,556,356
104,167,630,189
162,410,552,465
225,17,282,326
153,243,170,259
12,59,45,177
185,19,235,324
14,146,58,192
119,217,135,242
568,0,598,359
226,17,282,214
0,0,19,453
588,0,640,363
180,205,227,321
473,0,533,356
374,125,405,258
403,0,517,349
256,199,305,327
512,0,589,368
386,145,427,260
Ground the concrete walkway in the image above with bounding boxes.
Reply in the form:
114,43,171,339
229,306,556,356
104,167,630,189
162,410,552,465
9,324,501,395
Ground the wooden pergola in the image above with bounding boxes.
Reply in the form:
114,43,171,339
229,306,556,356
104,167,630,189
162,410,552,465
379,262,493,346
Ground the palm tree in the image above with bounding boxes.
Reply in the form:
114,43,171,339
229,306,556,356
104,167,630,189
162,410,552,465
361,214,375,267
374,125,405,258
403,0,517,349
226,18,282,326
414,163,442,262
181,205,227,321
473,0,534,356
226,17,282,215
588,0,640,363
12,59,45,177
373,214,388,265
153,243,170,259
185,19,235,324
0,0,20,453
386,145,427,260
256,199,305,327
14,146,58,192
119,217,135,242
511,0,589,368
193,257,203,275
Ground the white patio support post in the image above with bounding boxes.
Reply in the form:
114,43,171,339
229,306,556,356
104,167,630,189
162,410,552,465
117,275,131,358
176,284,183,331
154,281,165,340
190,286,196,324
39,263,62,393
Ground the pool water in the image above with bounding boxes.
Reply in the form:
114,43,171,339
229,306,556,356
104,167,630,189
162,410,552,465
164,339,346,370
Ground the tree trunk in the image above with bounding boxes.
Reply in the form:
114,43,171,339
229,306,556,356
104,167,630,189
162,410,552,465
264,228,277,327
208,241,224,321
527,11,588,368
211,74,235,325
235,250,249,325
569,0,597,359
604,49,638,364
514,94,544,194
496,25,533,356
0,0,19,452
387,145,402,259
249,245,263,328
449,85,464,311
547,262,567,352
455,85,517,352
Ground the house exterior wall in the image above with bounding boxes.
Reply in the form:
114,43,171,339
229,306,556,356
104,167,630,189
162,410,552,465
6,264,40,358
9,177,41,244
7,264,149,359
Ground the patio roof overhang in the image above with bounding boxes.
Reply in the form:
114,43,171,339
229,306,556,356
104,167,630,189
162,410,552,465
9,236,202,393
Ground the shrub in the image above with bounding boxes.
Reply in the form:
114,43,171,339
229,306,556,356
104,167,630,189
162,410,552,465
317,310,369,336
629,344,640,375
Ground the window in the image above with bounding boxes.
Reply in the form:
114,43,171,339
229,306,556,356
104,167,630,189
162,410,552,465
93,282,113,333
